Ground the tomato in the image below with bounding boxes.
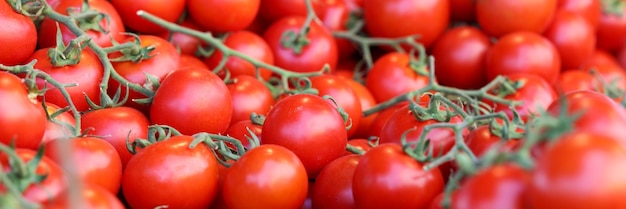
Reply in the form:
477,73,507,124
450,0,476,22
585,49,620,68
346,138,374,155
208,161,232,209
365,52,431,103
554,70,599,94
158,19,205,56
466,125,520,157
109,35,180,113
596,2,626,52
44,137,122,194
43,183,125,209
225,119,263,149
311,74,362,137
41,102,76,144
486,32,561,84
0,72,47,149
316,0,355,58
179,54,209,70
187,0,260,33
262,94,347,177
557,0,601,29
80,107,149,168
205,30,274,80
344,78,378,139
488,74,557,121
258,0,314,22
344,0,363,12
352,143,445,209
312,154,361,209
543,11,596,70
28,48,103,112
38,0,125,48
223,144,308,209
431,26,491,90
367,102,409,138
122,135,219,209
110,0,184,34
451,163,530,209
227,75,274,125
476,0,557,37
264,16,338,73
583,63,626,92
150,68,233,135
0,0,37,66
529,132,626,208
363,0,449,49
615,42,626,71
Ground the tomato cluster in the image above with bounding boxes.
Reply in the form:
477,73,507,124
2,0,626,208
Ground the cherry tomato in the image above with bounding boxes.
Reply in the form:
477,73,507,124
344,78,378,139
225,119,263,149
476,0,557,37
312,154,361,209
596,1,626,52
158,19,205,56
44,183,125,209
0,0,37,66
311,74,362,137
554,70,599,94
450,0,476,22
205,30,274,80
365,52,431,103
41,102,76,144
110,0,185,34
187,0,260,33
557,0,601,28
585,49,620,68
466,125,520,157
227,75,274,125
316,0,356,58
179,54,209,70
258,0,315,22
346,138,374,155
543,11,596,70
488,74,557,121
367,102,409,138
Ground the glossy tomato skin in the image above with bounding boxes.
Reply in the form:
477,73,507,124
110,0,184,34
227,75,275,125
0,72,47,149
352,143,445,209
188,0,260,33
432,26,491,89
363,0,449,49
150,68,233,135
486,32,561,84
596,4,626,52
554,70,599,94
264,16,338,73
344,78,378,139
586,49,620,68
258,0,314,22
0,0,37,65
205,30,274,80
476,0,557,37
312,154,361,209
179,54,209,70
38,0,125,48
223,144,308,209
529,133,626,209
557,0,600,28
122,135,219,209
158,19,205,56
543,11,596,70
29,49,103,112
262,94,348,178
80,107,150,168
311,74,363,137
489,74,557,121
365,52,431,103
450,0,476,22
466,125,520,157
346,139,374,155
225,119,263,149
44,183,125,209
367,102,409,138
316,0,355,58
41,102,76,144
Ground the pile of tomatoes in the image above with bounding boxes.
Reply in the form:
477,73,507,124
2,0,626,208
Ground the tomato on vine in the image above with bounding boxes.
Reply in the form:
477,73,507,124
187,0,260,33
476,0,557,37
0,0,37,66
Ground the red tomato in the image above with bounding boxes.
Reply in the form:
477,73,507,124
312,154,361,209
44,137,122,194
41,102,76,144
225,119,263,149
262,94,348,177
450,0,476,22
316,0,356,58
451,163,530,209
179,54,209,70
363,0,449,49
367,102,409,138
596,2,626,52
432,26,491,89
150,68,233,135
352,143,445,209
486,32,561,84
258,0,314,22
346,138,374,155
0,0,37,65
365,52,431,103
529,132,626,208
205,30,274,80
554,70,599,94
615,42,626,71
585,49,620,68
158,19,205,56
543,11,596,70
38,0,125,48
476,0,557,37
311,74,363,137
29,48,103,112
122,135,219,209
488,74,557,121
466,125,520,157
0,72,47,149
223,144,308,209
110,0,184,34
227,75,275,125
344,78,378,139
187,0,260,33
43,183,125,209
557,0,601,28
80,107,149,168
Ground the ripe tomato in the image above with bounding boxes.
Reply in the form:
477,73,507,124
0,0,37,66
41,102,76,144
122,135,219,209
44,137,122,194
158,19,205,56
227,75,275,125
110,0,184,34
80,107,149,168
486,32,561,84
264,16,338,73
596,2,626,52
150,68,233,135
312,154,361,209
543,11,596,70
179,54,209,70
262,94,348,177
466,125,520,157
529,132,626,208
585,49,620,68
310,74,363,137
205,30,274,80
38,0,125,48
187,0,260,33
488,74,557,121
0,72,47,149
363,0,449,49
225,119,263,149
554,70,599,94
367,102,409,138
557,0,601,28
451,163,530,209
476,0,557,37
432,26,491,90
43,183,125,209
346,138,374,155
258,0,314,22
450,0,476,22
316,0,355,58
29,48,103,112
223,144,308,209
365,52,431,103
344,78,378,139
352,143,445,209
